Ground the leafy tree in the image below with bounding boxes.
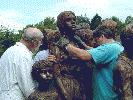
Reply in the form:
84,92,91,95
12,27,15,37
76,14,90,25
125,16,133,25
34,17,57,31
90,13,102,30
21,17,57,33
111,16,125,34
0,26,21,57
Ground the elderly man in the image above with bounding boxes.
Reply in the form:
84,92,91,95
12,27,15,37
57,26,124,100
0,27,43,100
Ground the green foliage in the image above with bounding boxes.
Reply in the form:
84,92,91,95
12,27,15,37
76,14,90,25
125,16,133,25
0,26,21,57
34,17,57,32
21,17,57,33
90,13,102,30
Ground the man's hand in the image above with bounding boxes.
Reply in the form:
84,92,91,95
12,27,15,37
46,55,56,62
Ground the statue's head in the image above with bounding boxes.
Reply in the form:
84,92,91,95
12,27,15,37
75,23,94,47
40,29,60,51
101,19,117,39
57,11,76,36
44,29,60,45
32,60,54,84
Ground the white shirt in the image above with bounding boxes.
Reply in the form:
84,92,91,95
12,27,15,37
0,42,35,100
34,49,49,62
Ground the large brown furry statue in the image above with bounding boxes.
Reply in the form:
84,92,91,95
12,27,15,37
49,11,87,100
118,23,133,99
27,60,62,100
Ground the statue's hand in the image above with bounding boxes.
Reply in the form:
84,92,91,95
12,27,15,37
46,55,56,63
56,37,70,50
73,35,86,49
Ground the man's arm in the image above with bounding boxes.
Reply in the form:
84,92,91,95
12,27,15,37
66,44,92,61
56,36,92,61
16,57,35,98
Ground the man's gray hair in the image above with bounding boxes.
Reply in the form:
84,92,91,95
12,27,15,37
22,27,43,42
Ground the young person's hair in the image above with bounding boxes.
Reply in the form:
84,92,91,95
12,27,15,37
93,26,114,39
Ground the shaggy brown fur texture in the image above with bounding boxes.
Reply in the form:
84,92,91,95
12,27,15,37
28,60,62,100
114,54,133,100
50,11,92,100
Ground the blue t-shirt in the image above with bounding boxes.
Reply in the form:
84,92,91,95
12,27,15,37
88,42,124,100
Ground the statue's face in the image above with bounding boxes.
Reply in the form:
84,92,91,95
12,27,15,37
39,67,54,81
32,60,54,84
63,13,76,33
